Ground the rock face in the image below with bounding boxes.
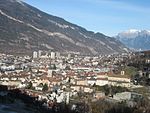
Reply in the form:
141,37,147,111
116,29,150,51
0,0,128,55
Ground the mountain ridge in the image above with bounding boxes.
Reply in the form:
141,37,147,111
116,29,150,51
0,0,128,55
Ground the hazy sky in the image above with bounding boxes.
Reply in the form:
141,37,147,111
24,0,150,36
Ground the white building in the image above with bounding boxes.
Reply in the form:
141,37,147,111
113,92,142,102
108,76,131,87
87,78,96,86
47,69,53,77
51,52,56,59
56,52,60,59
96,78,108,86
33,51,38,58
1,65,15,71
38,50,42,58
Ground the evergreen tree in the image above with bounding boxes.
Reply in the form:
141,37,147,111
42,83,48,92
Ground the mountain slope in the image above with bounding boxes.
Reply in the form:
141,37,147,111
116,29,150,51
0,0,128,55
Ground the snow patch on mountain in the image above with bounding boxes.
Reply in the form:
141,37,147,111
79,32,91,39
0,9,24,24
48,19,75,29
116,29,150,51
15,0,25,6
118,29,150,39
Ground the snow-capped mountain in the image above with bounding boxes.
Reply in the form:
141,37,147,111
116,29,150,51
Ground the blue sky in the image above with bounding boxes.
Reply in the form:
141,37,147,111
24,0,150,36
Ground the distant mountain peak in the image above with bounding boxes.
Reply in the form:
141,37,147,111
122,29,150,34
127,29,140,33
118,29,150,39
116,29,150,51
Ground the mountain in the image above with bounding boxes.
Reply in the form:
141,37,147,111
0,0,128,55
116,29,150,51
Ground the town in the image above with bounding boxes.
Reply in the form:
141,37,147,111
0,50,150,113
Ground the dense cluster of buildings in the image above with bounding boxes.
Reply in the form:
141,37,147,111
0,51,149,108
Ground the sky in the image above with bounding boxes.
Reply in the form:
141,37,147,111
24,0,150,36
